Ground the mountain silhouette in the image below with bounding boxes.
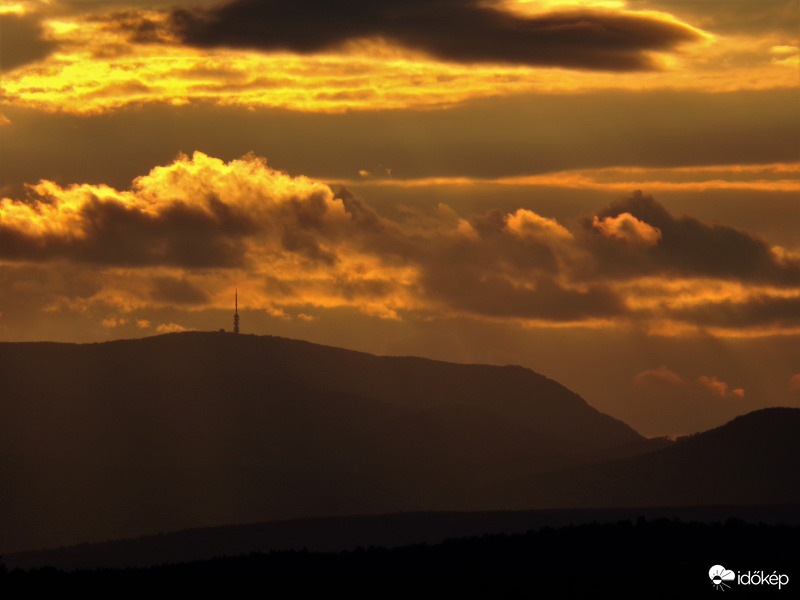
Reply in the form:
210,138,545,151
0,331,642,553
7,504,799,571
0,332,792,556
496,407,800,509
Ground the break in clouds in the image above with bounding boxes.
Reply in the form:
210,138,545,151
1,152,798,334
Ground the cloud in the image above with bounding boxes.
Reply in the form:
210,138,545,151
156,322,188,333
697,375,745,398
150,277,210,305
0,152,344,268
630,0,799,36
169,0,704,71
630,364,749,434
632,364,685,387
671,295,800,329
4,1,795,118
790,374,800,394
0,13,59,71
591,212,661,247
422,270,624,321
102,316,127,328
346,162,800,194
2,153,798,335
633,365,745,399
3,7,791,115
583,191,800,285
505,209,573,242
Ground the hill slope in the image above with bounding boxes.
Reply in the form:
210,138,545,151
496,407,800,509
0,332,641,553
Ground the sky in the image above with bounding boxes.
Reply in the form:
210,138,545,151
1,0,798,436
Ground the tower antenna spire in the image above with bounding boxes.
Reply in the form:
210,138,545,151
233,288,240,334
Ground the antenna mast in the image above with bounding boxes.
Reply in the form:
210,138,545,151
233,289,240,334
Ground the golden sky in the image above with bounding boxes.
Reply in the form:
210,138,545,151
1,0,798,435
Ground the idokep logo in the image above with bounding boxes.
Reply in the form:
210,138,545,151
709,564,790,591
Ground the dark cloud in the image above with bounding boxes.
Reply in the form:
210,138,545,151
582,191,800,285
0,13,59,71
336,277,395,301
334,187,389,234
331,190,573,319
87,9,179,44
168,0,702,71
335,190,562,276
150,277,210,305
422,269,625,321
672,295,800,329
0,191,254,268
76,194,254,267
280,228,337,265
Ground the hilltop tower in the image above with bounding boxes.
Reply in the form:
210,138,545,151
233,289,240,334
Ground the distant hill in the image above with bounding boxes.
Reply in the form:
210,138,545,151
5,518,800,598
496,407,800,509
0,331,643,554
1,333,794,557
7,504,800,571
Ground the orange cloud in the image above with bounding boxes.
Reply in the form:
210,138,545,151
1,153,798,337
340,163,800,194
156,322,188,333
2,2,796,114
632,364,685,387
697,375,745,398
0,151,344,266
505,209,573,241
633,366,745,399
101,316,127,328
592,212,662,247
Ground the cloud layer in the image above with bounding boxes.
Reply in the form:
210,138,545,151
1,152,798,337
4,1,795,115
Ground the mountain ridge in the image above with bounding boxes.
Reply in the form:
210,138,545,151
494,406,800,509
0,331,641,553
1,332,794,556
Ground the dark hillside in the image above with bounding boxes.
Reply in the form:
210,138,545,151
498,407,800,509
0,332,642,553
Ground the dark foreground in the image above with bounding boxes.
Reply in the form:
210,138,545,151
3,518,797,598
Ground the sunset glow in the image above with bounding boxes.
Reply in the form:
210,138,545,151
2,1,796,114
1,0,798,436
